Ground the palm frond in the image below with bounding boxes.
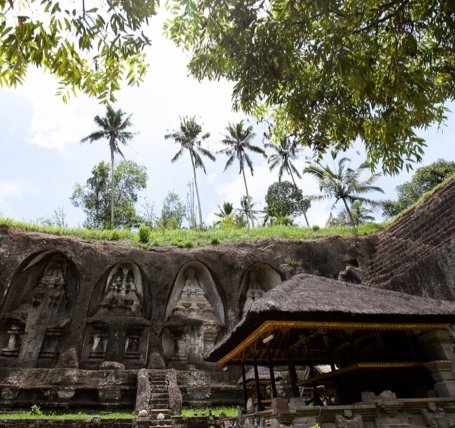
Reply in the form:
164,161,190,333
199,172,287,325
224,154,236,171
171,148,184,163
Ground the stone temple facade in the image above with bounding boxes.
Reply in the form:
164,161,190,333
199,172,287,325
0,177,453,419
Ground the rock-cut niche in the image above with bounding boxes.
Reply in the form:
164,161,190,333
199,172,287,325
83,261,150,367
163,261,225,366
0,251,78,366
239,263,282,317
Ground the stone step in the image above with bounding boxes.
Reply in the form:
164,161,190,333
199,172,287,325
151,393,169,398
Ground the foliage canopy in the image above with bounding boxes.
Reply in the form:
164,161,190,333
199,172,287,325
0,0,156,101
264,181,310,225
166,0,455,174
71,160,147,229
159,191,186,229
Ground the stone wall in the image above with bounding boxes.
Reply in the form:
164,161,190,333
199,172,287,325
363,177,455,299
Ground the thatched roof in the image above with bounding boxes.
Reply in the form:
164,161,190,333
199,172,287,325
206,274,455,363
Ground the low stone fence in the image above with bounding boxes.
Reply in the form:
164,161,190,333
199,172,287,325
219,394,455,428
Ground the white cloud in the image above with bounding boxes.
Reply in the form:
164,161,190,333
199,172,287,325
0,182,25,213
13,68,98,152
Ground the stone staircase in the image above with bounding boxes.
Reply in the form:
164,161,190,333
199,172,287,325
148,370,172,428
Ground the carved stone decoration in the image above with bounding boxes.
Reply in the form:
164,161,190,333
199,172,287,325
124,327,142,360
1,254,73,364
241,271,266,316
39,328,62,359
239,263,282,320
1,323,24,357
165,263,225,366
99,263,143,314
88,327,108,359
172,269,218,323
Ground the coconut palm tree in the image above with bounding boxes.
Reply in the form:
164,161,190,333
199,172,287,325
303,156,384,227
214,201,235,226
215,202,234,220
165,116,215,228
81,105,134,229
265,137,310,226
219,121,266,227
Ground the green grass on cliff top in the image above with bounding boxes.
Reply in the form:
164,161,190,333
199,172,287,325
0,412,133,420
0,218,385,248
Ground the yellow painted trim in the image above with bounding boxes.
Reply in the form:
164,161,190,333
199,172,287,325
218,320,449,367
298,361,422,386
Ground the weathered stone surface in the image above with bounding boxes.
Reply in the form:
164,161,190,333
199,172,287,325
363,177,455,299
167,368,183,415
272,397,289,415
100,361,125,370
0,224,375,374
135,368,151,414
56,347,79,368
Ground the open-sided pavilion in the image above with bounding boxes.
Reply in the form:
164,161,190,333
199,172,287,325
206,274,455,410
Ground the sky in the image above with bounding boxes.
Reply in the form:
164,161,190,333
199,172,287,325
0,11,454,228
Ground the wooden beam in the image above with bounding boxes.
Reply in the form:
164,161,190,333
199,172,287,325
217,320,449,367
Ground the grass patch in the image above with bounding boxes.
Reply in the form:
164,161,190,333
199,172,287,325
180,407,238,417
0,218,386,248
0,412,134,420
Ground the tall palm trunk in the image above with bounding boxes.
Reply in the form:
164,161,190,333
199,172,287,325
288,167,310,227
190,152,203,227
241,167,254,228
342,197,356,227
110,140,115,229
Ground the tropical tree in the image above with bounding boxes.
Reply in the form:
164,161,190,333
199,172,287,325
238,196,259,227
383,160,455,217
81,105,134,229
214,202,235,227
266,137,310,226
166,0,453,174
215,202,234,220
158,192,186,229
71,161,147,229
327,201,376,227
219,121,266,227
264,181,311,226
165,116,215,227
0,1,156,102
304,156,384,227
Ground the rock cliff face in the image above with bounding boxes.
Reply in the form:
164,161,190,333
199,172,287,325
0,226,375,371
364,177,455,300
0,177,454,409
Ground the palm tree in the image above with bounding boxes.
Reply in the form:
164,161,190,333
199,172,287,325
219,121,266,227
303,156,384,227
165,116,215,227
214,201,234,226
81,105,134,229
265,137,310,226
215,202,234,220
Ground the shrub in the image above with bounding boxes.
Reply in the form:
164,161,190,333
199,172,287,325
30,405,43,416
138,226,151,244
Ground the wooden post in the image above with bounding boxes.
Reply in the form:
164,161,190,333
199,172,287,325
241,362,248,411
253,357,264,411
267,347,277,398
287,354,299,397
